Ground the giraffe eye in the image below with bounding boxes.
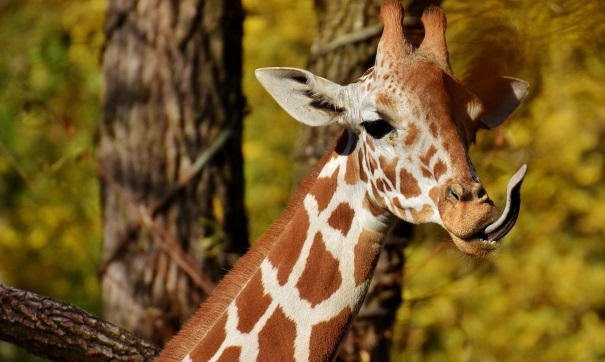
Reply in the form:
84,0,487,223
361,119,394,139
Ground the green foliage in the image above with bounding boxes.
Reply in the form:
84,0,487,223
0,0,104,316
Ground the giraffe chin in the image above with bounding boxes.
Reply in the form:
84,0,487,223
450,234,499,257
449,164,528,257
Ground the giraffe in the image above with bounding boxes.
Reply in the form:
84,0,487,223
158,1,528,361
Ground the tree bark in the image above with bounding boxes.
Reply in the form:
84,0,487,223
99,0,247,346
294,1,441,360
0,284,160,361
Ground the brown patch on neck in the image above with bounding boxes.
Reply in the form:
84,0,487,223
235,271,272,333
354,229,384,286
344,151,359,185
189,314,228,361
309,307,353,361
296,232,343,307
215,346,241,362
328,203,356,237
269,210,311,285
310,167,339,212
257,306,296,362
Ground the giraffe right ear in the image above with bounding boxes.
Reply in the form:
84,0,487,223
470,76,529,129
255,67,347,127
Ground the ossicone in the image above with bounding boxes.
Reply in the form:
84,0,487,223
377,0,413,61
418,6,450,69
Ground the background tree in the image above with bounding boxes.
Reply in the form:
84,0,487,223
99,0,248,345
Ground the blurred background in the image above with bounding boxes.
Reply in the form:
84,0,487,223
0,0,604,360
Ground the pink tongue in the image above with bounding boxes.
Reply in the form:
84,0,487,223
484,165,527,242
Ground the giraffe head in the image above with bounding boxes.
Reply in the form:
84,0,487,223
255,1,528,256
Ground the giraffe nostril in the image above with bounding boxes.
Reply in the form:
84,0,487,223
471,183,489,201
477,187,486,199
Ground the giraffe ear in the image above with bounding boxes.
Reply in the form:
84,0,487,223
471,76,529,129
255,67,346,127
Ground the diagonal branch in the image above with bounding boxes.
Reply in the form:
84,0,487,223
0,284,160,361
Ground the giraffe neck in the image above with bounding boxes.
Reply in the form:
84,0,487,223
159,131,394,362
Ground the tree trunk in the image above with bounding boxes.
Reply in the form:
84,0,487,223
294,1,440,360
99,0,247,346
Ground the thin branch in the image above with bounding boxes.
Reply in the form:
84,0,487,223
149,115,238,216
139,206,217,295
309,23,384,62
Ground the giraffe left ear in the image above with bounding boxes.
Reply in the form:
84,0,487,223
471,76,529,129
255,67,347,127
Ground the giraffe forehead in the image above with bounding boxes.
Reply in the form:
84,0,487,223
362,63,452,119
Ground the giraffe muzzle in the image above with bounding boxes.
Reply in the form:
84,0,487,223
480,164,527,242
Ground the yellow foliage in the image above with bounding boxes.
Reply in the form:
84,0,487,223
60,0,106,72
242,0,315,239
393,1,605,360
0,0,103,331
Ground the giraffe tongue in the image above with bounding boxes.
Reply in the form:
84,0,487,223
483,164,528,242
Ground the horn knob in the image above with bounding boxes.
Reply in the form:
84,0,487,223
419,6,450,69
378,0,413,60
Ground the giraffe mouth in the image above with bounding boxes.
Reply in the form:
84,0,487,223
449,165,527,256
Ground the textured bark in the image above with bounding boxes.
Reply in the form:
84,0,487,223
99,0,247,346
294,1,441,360
0,284,160,361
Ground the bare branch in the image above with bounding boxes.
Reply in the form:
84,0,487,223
0,284,160,362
